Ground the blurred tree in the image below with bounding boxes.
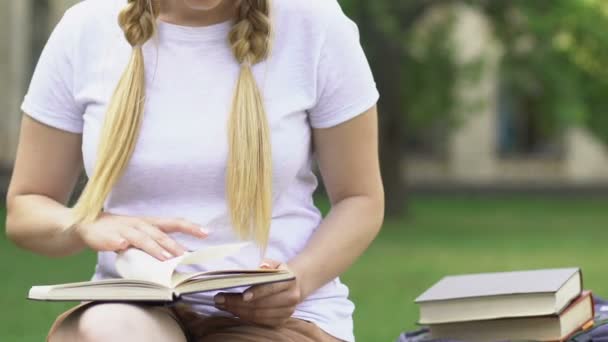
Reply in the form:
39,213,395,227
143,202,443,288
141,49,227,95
340,0,608,217
341,0,462,216
475,0,608,141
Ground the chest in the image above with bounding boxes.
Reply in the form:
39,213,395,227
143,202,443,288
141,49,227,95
76,39,316,201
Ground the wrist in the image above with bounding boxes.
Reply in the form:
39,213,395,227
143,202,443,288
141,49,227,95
287,258,314,300
59,208,85,247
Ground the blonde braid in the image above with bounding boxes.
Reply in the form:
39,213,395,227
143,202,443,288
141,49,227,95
70,0,158,226
227,0,274,249
119,0,158,47
230,0,271,64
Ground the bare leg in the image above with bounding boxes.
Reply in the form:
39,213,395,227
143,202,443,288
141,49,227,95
48,303,187,342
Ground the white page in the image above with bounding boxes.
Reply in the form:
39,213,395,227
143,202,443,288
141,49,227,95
115,248,182,287
115,242,252,288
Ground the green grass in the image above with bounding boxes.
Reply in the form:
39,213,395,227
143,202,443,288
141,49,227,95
0,207,96,341
2,197,608,341
342,196,608,341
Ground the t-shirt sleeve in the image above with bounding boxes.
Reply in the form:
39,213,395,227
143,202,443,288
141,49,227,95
21,8,85,134
307,2,380,129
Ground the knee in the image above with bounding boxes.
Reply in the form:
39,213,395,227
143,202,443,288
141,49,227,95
48,303,186,342
76,303,149,341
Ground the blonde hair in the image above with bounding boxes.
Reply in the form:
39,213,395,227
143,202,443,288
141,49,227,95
70,0,274,248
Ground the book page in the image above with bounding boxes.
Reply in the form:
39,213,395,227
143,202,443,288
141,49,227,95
115,248,182,287
115,242,252,288
177,242,251,267
171,242,252,287
171,268,281,287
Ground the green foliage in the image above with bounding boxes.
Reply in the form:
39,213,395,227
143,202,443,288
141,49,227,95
343,0,608,143
342,1,466,157
405,10,459,130
477,0,608,140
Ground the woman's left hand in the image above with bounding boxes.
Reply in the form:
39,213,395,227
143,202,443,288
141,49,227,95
213,260,302,327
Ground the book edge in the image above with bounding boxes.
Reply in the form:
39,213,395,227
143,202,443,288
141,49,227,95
417,290,593,326
175,274,296,297
558,291,594,342
27,282,174,302
415,267,581,303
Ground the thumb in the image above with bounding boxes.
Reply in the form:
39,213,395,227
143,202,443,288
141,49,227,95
259,258,281,269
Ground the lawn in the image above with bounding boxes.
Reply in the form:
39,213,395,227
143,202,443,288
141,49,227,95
2,196,608,341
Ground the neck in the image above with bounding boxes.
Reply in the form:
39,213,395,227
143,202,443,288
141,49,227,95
159,0,238,27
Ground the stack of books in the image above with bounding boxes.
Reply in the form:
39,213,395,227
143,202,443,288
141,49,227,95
415,268,594,342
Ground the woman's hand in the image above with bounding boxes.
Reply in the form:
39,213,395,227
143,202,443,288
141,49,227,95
214,260,302,327
74,212,208,261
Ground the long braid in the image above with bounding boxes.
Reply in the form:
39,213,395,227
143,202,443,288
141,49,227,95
230,0,271,64
119,0,158,47
70,0,158,226
227,0,274,249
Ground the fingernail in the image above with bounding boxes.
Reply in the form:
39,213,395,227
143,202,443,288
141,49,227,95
260,262,272,269
214,295,225,304
200,227,209,235
243,292,253,302
162,251,173,260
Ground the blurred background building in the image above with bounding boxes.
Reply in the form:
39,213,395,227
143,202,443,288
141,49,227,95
1,0,78,175
2,0,608,195
405,4,608,188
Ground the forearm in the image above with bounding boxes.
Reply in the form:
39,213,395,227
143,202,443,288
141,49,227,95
288,194,384,298
5,194,85,257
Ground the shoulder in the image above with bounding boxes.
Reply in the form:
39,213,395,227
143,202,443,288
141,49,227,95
50,0,127,58
64,0,125,19
273,0,344,19
272,0,350,35
58,0,125,37
271,0,357,58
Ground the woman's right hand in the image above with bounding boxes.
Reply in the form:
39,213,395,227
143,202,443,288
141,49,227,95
73,212,208,261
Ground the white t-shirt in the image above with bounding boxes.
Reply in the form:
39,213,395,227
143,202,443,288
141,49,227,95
22,0,379,340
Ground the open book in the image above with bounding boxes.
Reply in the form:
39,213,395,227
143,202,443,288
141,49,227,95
28,243,294,302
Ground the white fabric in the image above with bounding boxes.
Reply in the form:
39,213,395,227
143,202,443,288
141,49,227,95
21,0,379,341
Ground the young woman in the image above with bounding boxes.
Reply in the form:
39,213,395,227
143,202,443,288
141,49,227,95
5,0,384,341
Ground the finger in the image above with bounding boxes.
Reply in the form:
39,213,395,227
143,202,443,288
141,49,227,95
223,305,294,327
77,225,129,252
216,295,293,319
242,279,294,302
144,217,208,239
215,293,266,312
259,259,281,269
91,235,129,252
215,292,243,308
104,236,129,251
222,290,300,310
250,289,301,308
120,227,172,261
133,222,187,256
